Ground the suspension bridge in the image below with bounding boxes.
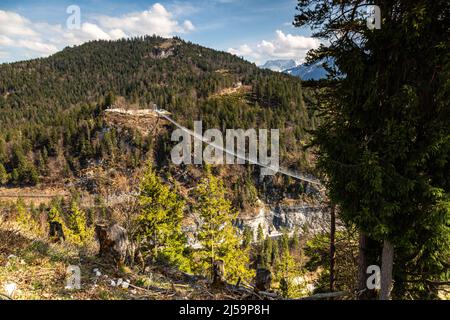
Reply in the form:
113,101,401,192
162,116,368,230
153,108,323,187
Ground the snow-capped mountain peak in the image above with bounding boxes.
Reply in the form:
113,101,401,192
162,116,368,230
260,59,328,80
260,59,297,72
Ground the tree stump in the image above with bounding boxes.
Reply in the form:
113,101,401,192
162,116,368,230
255,268,272,291
95,223,128,266
49,221,65,243
211,260,225,287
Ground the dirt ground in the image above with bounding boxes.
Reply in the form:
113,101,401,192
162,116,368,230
0,187,69,206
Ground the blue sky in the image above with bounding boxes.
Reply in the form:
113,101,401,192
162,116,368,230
0,0,319,64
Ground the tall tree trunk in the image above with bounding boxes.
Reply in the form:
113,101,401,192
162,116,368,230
329,204,336,292
357,232,369,299
379,240,394,300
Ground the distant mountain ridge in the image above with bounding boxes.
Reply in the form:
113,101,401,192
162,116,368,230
284,61,328,81
260,59,297,72
260,59,328,80
0,35,318,189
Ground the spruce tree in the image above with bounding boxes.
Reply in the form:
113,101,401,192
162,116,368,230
136,164,189,271
194,169,254,283
66,201,90,244
295,0,450,299
0,163,8,185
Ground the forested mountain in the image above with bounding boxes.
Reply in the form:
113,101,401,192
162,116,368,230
0,36,317,188
0,2,447,301
0,36,327,300
0,0,448,302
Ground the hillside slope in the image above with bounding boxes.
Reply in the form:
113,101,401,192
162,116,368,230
0,37,334,301
0,36,317,188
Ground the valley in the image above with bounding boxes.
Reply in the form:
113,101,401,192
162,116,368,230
0,1,448,300
0,36,334,300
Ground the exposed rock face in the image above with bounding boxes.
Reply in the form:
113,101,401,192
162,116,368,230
237,207,271,239
236,203,328,239
272,204,328,232
184,199,329,248
150,47,174,59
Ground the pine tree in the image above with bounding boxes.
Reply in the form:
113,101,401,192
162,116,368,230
194,169,254,283
290,227,300,251
257,224,264,244
15,198,39,233
242,226,253,249
0,163,8,185
10,169,19,185
276,233,302,298
272,238,280,267
263,236,273,267
136,164,189,271
66,201,90,244
295,0,450,299
48,204,66,226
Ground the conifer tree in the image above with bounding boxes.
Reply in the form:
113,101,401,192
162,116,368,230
66,202,90,243
0,163,8,185
194,169,254,283
242,226,253,249
276,232,302,298
295,0,450,299
257,224,264,245
263,236,273,267
136,164,189,271
291,227,300,251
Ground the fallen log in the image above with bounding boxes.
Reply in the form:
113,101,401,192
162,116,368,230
0,293,12,300
298,291,349,300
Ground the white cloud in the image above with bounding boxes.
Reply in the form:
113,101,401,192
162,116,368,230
0,35,14,46
16,40,58,55
0,10,37,37
81,22,112,40
0,12,55,60
167,2,200,17
275,30,318,50
0,3,195,62
109,28,128,40
228,30,320,65
96,3,194,37
229,44,253,56
183,20,195,32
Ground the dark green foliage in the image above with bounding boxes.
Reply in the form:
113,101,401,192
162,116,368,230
242,226,253,249
0,163,8,185
0,36,316,192
295,0,450,298
136,164,189,271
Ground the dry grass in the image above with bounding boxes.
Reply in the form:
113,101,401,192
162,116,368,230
0,219,253,300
